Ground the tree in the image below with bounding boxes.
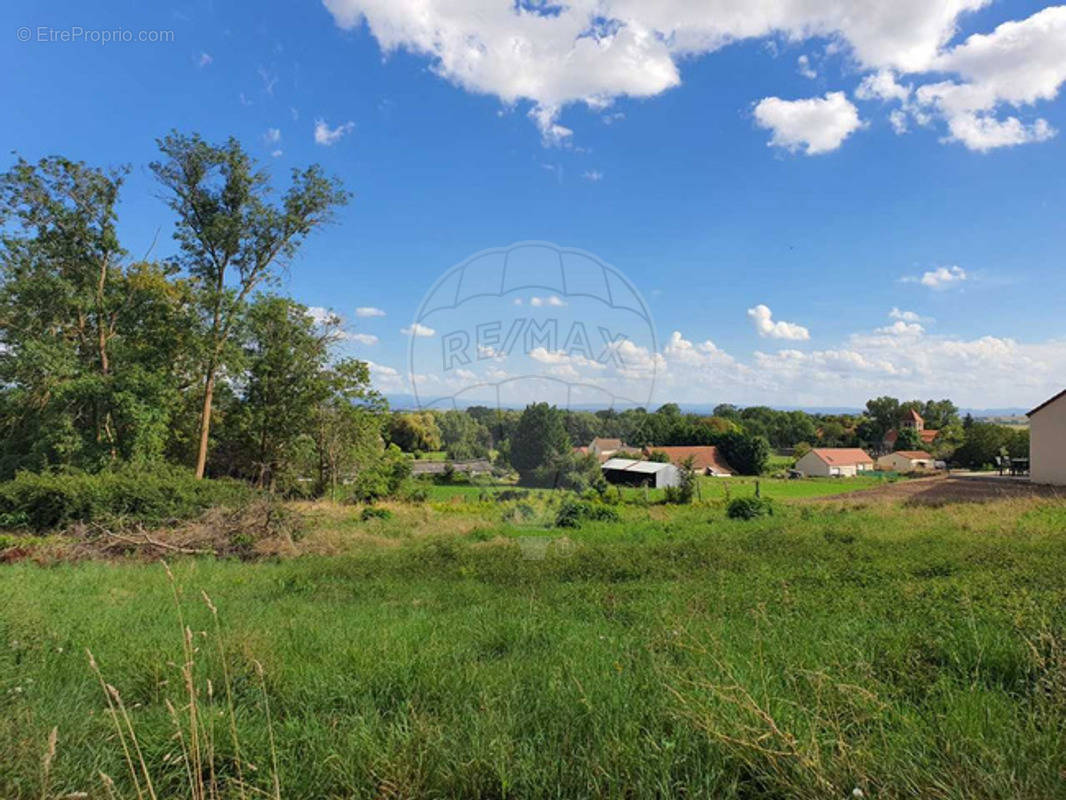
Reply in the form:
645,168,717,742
151,132,348,478
893,426,922,452
221,297,339,490
0,156,129,469
716,431,770,476
387,412,441,454
508,403,570,483
864,396,901,440
437,409,490,460
953,422,1014,469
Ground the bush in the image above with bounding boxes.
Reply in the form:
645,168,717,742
726,496,774,520
347,445,412,503
0,466,254,533
555,498,620,528
361,506,393,521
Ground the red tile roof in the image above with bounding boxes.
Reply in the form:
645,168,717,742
644,445,735,475
904,408,924,423
810,448,874,465
590,438,624,450
919,429,938,444
895,450,933,459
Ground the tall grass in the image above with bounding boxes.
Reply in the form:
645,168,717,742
3,498,1066,797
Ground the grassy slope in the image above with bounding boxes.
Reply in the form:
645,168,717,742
3,499,1066,798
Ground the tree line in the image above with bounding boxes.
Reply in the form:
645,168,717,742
0,133,386,494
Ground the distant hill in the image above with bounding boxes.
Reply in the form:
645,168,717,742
383,394,1031,417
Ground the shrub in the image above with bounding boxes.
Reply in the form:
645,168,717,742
726,496,774,520
361,506,393,521
555,498,620,528
0,466,254,533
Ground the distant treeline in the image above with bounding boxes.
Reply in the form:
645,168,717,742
387,397,1029,475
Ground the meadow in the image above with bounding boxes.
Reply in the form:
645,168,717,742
3,483,1066,799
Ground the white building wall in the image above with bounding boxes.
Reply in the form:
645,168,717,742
1031,393,1066,485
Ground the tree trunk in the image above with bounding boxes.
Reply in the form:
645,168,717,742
194,368,215,479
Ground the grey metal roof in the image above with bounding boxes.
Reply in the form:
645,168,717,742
601,458,673,474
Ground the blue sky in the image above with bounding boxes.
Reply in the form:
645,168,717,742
4,0,1065,409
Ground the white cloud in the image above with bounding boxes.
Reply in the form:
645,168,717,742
889,307,926,323
346,333,379,345
753,92,864,154
264,127,282,144
306,306,338,326
197,52,213,68
582,169,604,182
856,70,911,103
314,119,355,146
747,304,811,340
401,323,435,337
323,0,995,145
354,306,386,318
797,55,817,79
258,66,278,96
874,320,925,336
904,265,967,289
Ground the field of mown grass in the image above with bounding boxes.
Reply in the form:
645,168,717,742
3,495,1066,799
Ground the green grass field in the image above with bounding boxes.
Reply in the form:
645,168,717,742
4,495,1066,799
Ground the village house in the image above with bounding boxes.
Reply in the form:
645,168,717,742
795,448,875,477
643,445,735,476
587,437,625,461
1028,388,1066,485
883,408,938,450
876,450,935,471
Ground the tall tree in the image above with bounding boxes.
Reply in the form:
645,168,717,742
509,403,571,482
151,132,348,477
0,156,129,470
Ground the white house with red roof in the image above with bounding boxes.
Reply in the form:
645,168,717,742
796,447,875,477
876,450,935,471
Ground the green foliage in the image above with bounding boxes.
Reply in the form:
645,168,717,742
954,422,1029,469
716,431,771,475
509,403,571,482
360,506,393,521
387,412,442,454
554,498,620,527
893,426,923,452
726,495,775,520
0,467,253,532
436,409,490,460
347,445,412,503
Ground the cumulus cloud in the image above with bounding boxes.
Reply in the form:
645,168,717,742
747,304,811,340
882,6,1066,150
314,119,355,146
904,265,968,289
797,55,817,79
753,92,864,154
355,306,386,318
401,323,436,337
322,0,995,145
889,308,926,323
874,320,925,336
346,333,379,345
